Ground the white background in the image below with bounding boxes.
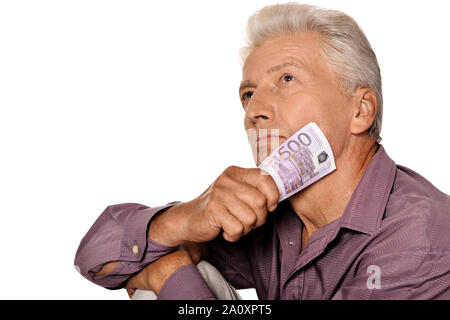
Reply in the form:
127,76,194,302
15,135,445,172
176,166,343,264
0,0,449,299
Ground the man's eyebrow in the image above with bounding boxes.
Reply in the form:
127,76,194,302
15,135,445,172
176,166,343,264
239,80,255,94
267,61,303,74
239,61,303,93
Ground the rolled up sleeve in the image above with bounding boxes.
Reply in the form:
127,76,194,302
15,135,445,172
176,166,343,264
74,201,181,289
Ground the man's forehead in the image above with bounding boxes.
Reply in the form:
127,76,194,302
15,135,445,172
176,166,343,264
239,35,326,91
243,50,308,71
242,33,322,71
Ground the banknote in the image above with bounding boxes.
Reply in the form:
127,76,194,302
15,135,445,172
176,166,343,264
258,122,336,203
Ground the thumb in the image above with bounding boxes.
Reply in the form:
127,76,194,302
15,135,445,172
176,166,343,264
126,288,136,299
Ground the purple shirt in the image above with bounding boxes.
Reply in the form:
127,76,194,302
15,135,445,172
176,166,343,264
74,145,450,299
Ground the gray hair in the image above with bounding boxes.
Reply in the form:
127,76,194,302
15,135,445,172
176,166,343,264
239,2,383,143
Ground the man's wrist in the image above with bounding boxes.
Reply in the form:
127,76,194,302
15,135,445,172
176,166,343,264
148,202,189,247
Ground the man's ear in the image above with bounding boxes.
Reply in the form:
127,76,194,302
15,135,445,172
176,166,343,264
350,87,378,135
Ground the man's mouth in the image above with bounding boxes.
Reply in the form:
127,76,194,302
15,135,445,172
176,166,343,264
246,128,287,164
254,135,286,161
255,134,284,147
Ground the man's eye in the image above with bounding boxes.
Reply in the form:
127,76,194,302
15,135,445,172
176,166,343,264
282,74,294,82
242,91,253,100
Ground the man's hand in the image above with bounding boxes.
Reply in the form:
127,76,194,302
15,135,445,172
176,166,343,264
149,166,279,246
124,243,207,298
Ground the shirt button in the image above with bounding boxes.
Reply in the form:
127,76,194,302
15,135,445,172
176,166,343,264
132,244,139,254
288,241,294,246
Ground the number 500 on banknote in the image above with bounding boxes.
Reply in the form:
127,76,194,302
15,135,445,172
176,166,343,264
258,122,336,203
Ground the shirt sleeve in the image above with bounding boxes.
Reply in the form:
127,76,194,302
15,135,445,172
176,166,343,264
157,265,217,300
74,201,181,289
333,247,450,300
156,234,257,300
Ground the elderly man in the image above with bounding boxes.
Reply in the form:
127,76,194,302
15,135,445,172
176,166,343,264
75,3,450,299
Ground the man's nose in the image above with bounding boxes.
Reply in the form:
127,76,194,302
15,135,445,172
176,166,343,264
244,94,276,124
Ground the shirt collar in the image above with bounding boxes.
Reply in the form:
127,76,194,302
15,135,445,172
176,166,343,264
338,144,397,235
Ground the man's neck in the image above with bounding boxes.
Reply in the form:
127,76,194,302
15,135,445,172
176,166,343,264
289,137,379,246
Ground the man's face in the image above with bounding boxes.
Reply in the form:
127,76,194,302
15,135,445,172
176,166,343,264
240,32,354,166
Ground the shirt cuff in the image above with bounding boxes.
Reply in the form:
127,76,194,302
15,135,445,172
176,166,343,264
157,264,217,300
119,201,181,262
93,202,181,288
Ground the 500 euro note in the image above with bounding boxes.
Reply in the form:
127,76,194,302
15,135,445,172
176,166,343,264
258,122,336,203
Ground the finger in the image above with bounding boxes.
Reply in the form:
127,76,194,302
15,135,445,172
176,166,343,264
221,192,259,235
257,169,280,211
183,242,202,264
125,276,137,291
214,204,244,242
126,288,136,299
217,173,268,227
227,166,280,211
125,268,150,291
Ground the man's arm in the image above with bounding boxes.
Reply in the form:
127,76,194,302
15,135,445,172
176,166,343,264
74,202,180,288
75,166,279,294
124,243,217,300
146,166,279,246
91,202,255,296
